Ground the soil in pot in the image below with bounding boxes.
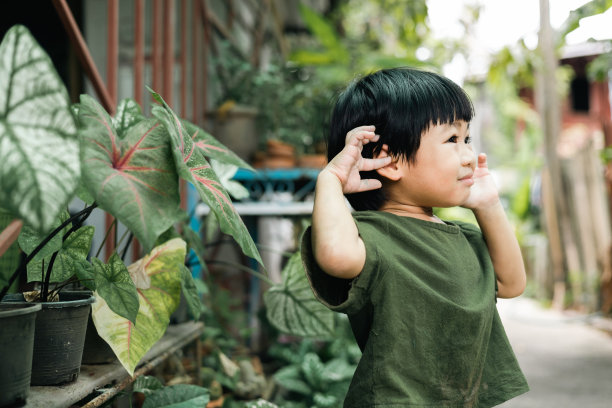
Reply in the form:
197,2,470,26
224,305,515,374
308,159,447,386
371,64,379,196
0,302,41,408
3,291,96,386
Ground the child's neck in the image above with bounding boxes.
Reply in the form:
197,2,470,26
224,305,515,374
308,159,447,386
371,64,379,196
379,202,444,224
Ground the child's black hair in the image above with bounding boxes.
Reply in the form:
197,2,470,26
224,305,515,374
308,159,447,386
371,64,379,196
328,67,475,211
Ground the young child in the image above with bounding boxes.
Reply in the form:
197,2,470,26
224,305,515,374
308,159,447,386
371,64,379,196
301,68,529,407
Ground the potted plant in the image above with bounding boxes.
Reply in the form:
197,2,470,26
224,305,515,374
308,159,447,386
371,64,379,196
0,24,263,389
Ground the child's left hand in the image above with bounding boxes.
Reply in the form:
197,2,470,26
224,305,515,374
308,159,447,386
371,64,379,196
461,153,500,211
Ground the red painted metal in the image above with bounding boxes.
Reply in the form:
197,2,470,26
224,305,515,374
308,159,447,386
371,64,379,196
134,0,145,106
192,0,200,124
163,0,174,105
181,0,188,117
51,0,114,113
133,0,145,261
152,0,163,93
105,0,119,261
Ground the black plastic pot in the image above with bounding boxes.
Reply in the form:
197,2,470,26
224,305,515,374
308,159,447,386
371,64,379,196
81,312,116,364
3,291,96,386
0,302,41,407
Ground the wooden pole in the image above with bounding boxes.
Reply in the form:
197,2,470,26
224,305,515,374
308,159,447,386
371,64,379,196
538,0,576,309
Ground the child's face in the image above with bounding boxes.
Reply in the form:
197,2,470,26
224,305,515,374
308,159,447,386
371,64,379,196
394,120,476,208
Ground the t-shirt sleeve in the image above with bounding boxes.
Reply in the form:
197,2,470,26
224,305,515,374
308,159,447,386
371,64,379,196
300,220,383,315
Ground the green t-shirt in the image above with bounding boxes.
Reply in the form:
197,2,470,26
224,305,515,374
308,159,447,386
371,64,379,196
301,211,528,407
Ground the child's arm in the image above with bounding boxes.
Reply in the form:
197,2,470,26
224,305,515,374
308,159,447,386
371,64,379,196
312,126,391,279
463,154,527,298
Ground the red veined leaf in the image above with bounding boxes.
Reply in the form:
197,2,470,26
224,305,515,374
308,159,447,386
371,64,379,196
149,92,263,267
181,119,253,171
78,95,183,252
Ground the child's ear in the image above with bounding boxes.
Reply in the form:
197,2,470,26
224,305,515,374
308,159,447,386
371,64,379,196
374,144,402,181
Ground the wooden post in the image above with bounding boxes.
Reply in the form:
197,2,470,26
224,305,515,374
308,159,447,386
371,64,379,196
537,0,571,309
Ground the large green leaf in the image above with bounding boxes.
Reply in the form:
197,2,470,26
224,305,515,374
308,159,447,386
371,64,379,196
91,238,186,375
78,95,183,252
26,225,94,283
181,119,252,170
93,253,140,324
0,25,80,232
264,252,335,338
150,92,262,267
142,384,210,408
560,0,612,37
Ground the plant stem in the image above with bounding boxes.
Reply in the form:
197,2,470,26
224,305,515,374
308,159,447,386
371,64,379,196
95,218,117,259
0,203,98,300
120,233,135,262
205,259,274,285
41,204,98,300
42,251,59,302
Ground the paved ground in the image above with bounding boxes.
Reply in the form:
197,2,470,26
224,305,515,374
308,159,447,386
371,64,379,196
497,297,612,408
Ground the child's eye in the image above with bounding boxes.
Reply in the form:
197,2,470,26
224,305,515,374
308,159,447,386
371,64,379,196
447,136,458,143
465,136,472,144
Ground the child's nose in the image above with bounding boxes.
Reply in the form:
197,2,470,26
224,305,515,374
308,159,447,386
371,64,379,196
461,147,476,168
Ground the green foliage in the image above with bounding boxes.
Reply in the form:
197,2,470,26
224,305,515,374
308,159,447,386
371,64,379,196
587,46,612,82
267,319,360,408
558,0,612,39
290,2,431,85
0,24,263,379
141,384,210,408
264,252,335,338
92,254,139,324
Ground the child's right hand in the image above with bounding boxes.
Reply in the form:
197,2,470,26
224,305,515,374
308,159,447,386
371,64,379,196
324,125,392,194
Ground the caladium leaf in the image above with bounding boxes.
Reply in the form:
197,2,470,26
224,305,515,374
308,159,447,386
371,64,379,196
78,95,183,252
93,253,140,324
142,384,210,408
26,225,95,284
18,210,69,264
181,119,252,170
0,25,80,232
211,160,249,200
133,375,164,396
179,265,202,320
91,238,186,376
150,93,262,267
113,98,146,138
264,252,335,337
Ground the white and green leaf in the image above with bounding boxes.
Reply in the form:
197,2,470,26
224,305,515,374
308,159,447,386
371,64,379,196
0,25,80,232
264,252,335,338
91,238,186,376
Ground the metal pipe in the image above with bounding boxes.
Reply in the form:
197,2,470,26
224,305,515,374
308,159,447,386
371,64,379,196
163,0,175,104
51,0,114,113
152,0,163,93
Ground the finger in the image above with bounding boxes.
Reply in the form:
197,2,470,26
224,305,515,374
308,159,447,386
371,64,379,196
356,178,383,192
345,126,378,145
359,156,392,171
478,153,487,168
